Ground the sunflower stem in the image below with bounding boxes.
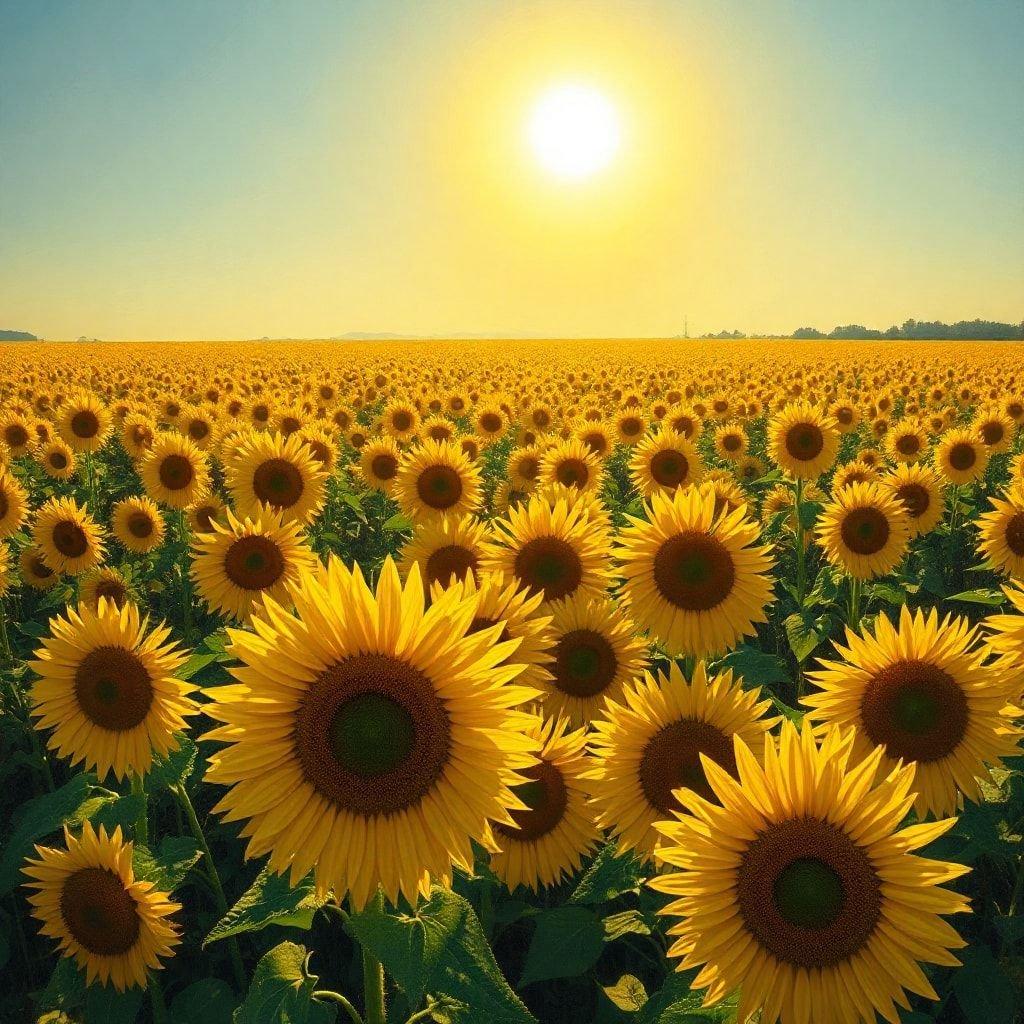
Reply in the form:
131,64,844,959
131,772,148,845
149,972,168,1024
174,510,194,639
793,477,807,605
313,990,364,1024
361,890,387,1024
0,597,11,662
847,576,862,629
174,783,247,992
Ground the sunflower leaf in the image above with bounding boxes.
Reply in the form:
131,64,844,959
148,734,198,790
233,941,335,1024
134,836,204,893
784,611,825,664
952,945,1016,1024
519,906,604,987
169,978,238,1024
205,866,326,946
569,843,642,905
945,588,1006,606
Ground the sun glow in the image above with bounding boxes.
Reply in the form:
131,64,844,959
528,84,621,181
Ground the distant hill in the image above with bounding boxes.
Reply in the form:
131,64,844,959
0,329,37,341
700,318,1023,340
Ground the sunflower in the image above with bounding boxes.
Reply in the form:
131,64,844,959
474,404,507,440
831,458,880,492
487,713,600,892
35,438,76,481
177,404,216,449
629,430,703,497
884,420,928,463
381,399,421,441
574,421,614,459
139,433,211,510
23,821,180,991
483,493,613,607
615,409,647,445
805,606,1022,817
393,439,483,523
664,405,700,440
986,582,1024,695
187,492,227,534
29,599,198,780
56,391,111,454
191,507,317,623
539,592,647,726
651,722,971,1024
121,415,157,459
713,423,748,463
398,513,491,594
0,410,35,457
880,462,945,537
977,488,1024,579
735,454,767,484
19,544,58,590
507,445,543,491
616,487,774,658
429,571,555,693
973,406,1015,454
79,566,131,611
32,497,106,575
934,428,989,486
272,404,305,438
0,470,29,539
112,496,166,554
767,402,839,479
421,415,457,444
587,662,776,860
0,541,10,598
202,557,539,909
698,475,749,520
829,398,860,434
816,481,910,580
225,429,326,524
357,436,402,494
539,437,604,494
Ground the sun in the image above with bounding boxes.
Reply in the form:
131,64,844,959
528,83,621,181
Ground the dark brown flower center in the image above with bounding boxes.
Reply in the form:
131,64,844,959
480,413,503,434
253,458,304,508
860,658,969,762
737,817,881,968
53,519,89,558
555,458,590,489
75,646,154,731
127,511,155,538
61,867,140,956
71,410,100,439
30,555,53,579
280,416,301,436
94,579,128,606
425,544,478,588
159,454,194,491
552,629,617,698
131,424,153,447
516,456,539,481
494,760,568,842
784,423,824,461
723,433,742,452
188,418,209,441
0,491,8,520
392,411,412,432
416,465,463,511
294,654,450,815
835,407,854,425
897,483,929,519
581,431,608,456
895,433,920,455
948,442,976,471
980,421,1004,445
513,537,583,603
1006,512,1024,557
49,451,69,470
620,416,642,437
370,453,398,481
225,534,285,590
653,532,735,611
650,450,689,487
5,423,29,448
839,507,890,556
639,718,735,811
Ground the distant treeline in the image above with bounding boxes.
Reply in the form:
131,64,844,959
699,319,1024,341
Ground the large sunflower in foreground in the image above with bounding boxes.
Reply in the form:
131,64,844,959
483,493,613,607
616,487,774,658
29,600,198,780
24,821,180,990
139,432,211,510
191,507,317,623
32,496,106,575
977,487,1024,579
203,557,540,909
986,582,1024,697
815,481,910,580
487,713,600,892
804,606,1022,817
540,592,647,726
629,429,703,497
0,470,29,539
225,429,327,524
393,439,483,523
398,513,491,594
588,662,776,860
651,722,970,1024
767,401,839,479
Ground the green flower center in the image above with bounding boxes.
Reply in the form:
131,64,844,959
773,857,845,930
329,693,415,777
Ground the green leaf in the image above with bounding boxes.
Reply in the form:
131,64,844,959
0,774,98,896
796,499,822,531
993,913,1024,947
148,734,198,790
784,611,824,664
347,886,535,1022
569,843,642,905
718,646,790,689
170,978,238,1024
603,975,648,1012
234,942,336,1024
383,512,413,532
946,589,1006,606
519,906,605,987
84,982,144,1024
869,582,906,606
603,909,652,942
134,836,204,892
952,945,1015,1024
206,866,326,947
179,651,219,680
90,793,146,834
17,619,51,638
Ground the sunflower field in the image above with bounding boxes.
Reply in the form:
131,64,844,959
2,338,1024,1024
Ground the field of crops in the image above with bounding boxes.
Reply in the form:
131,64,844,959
1,338,1023,1024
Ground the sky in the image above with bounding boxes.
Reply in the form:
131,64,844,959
1,0,1022,340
